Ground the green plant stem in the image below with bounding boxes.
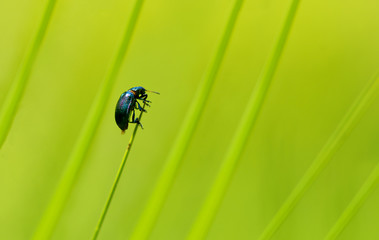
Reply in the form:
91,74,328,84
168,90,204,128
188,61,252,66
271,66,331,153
324,73,379,240
187,1,300,239
325,165,379,240
32,1,144,239
92,107,145,240
0,0,56,148
129,1,244,239
259,73,379,240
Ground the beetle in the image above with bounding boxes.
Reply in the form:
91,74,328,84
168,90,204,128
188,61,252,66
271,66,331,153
115,86,159,133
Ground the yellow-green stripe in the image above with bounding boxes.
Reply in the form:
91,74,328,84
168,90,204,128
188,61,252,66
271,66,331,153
0,0,57,148
324,73,379,240
188,0,301,239
260,72,379,240
130,0,244,239
32,0,145,239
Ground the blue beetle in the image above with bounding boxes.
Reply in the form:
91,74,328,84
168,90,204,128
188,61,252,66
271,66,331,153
115,86,159,133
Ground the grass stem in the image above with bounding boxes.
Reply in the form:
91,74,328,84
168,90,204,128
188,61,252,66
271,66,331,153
0,0,56,148
187,0,300,239
324,73,379,240
259,72,379,240
32,1,144,239
129,1,244,239
92,106,145,240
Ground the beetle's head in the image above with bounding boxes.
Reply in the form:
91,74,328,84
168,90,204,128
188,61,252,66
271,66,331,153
129,86,146,96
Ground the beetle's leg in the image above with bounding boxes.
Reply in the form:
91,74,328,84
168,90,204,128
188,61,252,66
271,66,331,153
136,100,147,112
144,100,151,106
134,101,140,110
136,96,151,107
142,100,151,107
142,96,150,101
144,99,151,106
131,109,136,122
132,117,144,129
129,109,143,129
141,94,152,103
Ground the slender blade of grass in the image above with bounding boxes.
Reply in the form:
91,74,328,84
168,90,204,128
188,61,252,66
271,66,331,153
92,105,145,240
0,0,57,148
325,166,379,240
129,1,244,239
259,73,379,240
32,1,144,239
187,0,300,239
324,73,379,240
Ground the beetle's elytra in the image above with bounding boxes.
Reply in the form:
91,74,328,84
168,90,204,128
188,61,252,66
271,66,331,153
115,86,159,133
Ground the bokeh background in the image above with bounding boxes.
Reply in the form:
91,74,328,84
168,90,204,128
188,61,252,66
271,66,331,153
1,0,379,239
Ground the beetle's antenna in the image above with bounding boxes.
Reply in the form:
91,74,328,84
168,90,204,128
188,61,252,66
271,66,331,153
146,90,160,95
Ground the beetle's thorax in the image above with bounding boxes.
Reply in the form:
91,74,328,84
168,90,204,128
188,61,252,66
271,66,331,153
129,86,146,96
129,90,137,96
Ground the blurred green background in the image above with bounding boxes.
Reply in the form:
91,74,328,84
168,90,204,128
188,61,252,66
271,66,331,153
1,0,379,239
